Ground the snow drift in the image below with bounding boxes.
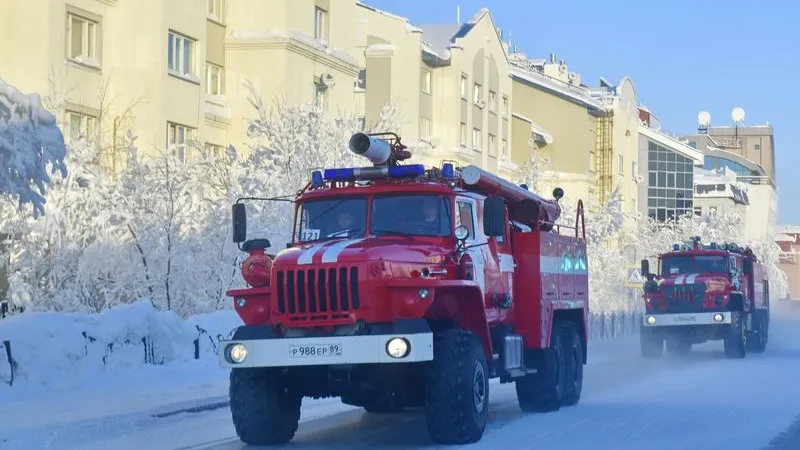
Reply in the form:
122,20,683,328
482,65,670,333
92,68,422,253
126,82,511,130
0,300,242,389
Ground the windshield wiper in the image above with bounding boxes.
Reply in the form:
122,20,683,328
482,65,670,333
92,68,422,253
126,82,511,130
372,229,415,238
326,228,363,238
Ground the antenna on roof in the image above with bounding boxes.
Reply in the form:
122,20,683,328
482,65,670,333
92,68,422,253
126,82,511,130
456,5,460,24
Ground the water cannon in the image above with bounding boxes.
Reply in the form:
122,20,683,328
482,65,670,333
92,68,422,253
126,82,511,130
348,132,411,167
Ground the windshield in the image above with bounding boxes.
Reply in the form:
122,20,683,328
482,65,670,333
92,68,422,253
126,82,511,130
371,194,452,237
296,197,367,242
661,255,729,275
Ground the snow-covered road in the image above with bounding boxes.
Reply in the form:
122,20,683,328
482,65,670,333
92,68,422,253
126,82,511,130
3,314,800,450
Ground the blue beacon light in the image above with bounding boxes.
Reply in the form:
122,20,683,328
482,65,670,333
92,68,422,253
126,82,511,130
323,164,425,181
441,163,455,178
311,170,325,186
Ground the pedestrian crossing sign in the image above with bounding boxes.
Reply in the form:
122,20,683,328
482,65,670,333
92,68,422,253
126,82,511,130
626,266,645,288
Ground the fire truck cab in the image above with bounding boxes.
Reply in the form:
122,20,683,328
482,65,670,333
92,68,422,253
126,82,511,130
640,237,770,359
219,133,589,446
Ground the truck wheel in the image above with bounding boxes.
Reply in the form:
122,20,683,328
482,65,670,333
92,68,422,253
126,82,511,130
747,312,767,353
724,312,747,359
515,321,565,413
666,338,692,356
424,329,489,445
560,322,583,407
229,368,302,445
640,327,663,358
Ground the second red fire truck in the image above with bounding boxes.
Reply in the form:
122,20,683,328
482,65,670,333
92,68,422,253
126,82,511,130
640,237,770,358
219,132,590,445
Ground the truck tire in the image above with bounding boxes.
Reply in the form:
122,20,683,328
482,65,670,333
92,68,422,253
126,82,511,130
229,368,302,445
724,312,747,359
640,327,663,358
747,312,767,353
515,321,566,413
560,321,583,407
424,329,489,445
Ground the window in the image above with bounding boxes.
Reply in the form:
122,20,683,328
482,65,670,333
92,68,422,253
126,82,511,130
618,154,624,175
473,83,482,104
357,117,366,131
488,133,497,156
472,128,481,150
502,96,509,117
590,151,596,172
460,122,467,146
501,139,508,158
421,70,432,94
298,197,367,242
314,81,328,107
646,140,695,221
66,111,96,140
206,63,223,95
167,122,195,163
168,31,196,77
632,161,638,180
371,195,452,237
456,200,475,239
67,13,98,62
754,144,761,151
205,143,225,158
488,91,497,112
460,74,468,99
355,69,366,91
207,0,223,21
694,206,702,216
314,7,327,42
420,117,432,138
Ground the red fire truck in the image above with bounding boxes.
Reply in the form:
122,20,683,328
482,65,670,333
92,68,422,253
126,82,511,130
219,132,589,445
640,237,770,359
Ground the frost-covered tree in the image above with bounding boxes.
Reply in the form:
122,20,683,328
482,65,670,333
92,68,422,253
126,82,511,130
0,78,67,218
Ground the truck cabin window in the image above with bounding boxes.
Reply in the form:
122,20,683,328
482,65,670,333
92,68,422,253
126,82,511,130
296,197,367,242
371,195,452,237
660,255,729,275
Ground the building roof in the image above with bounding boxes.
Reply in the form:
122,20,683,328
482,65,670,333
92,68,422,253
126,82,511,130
640,125,704,163
508,63,606,112
416,8,503,66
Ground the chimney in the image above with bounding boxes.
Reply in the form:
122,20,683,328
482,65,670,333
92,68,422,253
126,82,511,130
549,53,556,64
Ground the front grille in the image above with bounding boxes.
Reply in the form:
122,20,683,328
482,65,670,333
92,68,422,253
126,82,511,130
276,266,360,317
664,282,705,313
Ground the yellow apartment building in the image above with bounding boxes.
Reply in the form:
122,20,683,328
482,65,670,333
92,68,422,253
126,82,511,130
508,53,639,216
0,0,365,165
353,5,514,179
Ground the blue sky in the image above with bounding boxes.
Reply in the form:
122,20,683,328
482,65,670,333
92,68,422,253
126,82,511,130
362,0,799,224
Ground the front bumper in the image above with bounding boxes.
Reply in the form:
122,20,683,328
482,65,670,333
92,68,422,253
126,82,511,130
218,332,434,369
642,312,732,327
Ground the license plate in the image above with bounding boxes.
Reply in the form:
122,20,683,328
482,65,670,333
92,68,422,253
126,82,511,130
289,343,343,358
672,315,696,323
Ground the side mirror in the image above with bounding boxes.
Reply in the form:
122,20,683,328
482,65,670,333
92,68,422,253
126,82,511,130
232,203,247,243
743,258,753,276
641,259,650,277
482,196,505,237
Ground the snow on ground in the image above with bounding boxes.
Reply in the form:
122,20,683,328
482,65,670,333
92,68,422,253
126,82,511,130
2,307,800,449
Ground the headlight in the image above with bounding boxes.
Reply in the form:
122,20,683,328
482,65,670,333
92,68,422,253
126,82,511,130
418,288,430,299
646,316,656,325
227,344,248,363
713,313,724,323
386,337,410,358
236,297,247,308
